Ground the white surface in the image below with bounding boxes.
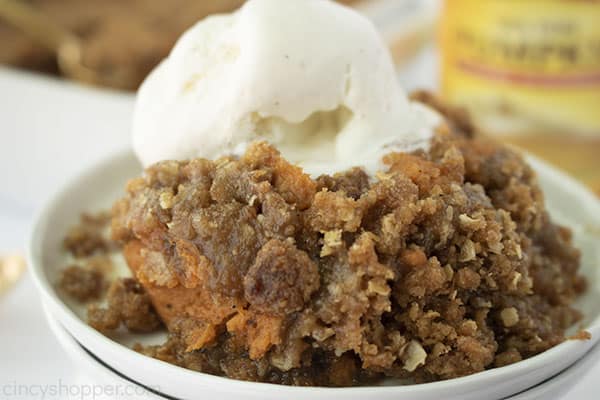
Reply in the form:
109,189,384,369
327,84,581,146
0,51,598,399
0,68,133,213
134,0,438,177
0,68,132,399
27,147,600,400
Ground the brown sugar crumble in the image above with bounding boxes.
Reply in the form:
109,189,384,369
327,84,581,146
88,278,162,334
59,265,106,302
63,212,114,258
58,213,163,333
569,330,592,341
59,214,117,301
59,95,586,386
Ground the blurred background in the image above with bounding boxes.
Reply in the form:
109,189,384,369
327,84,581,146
1,0,599,200
0,0,438,90
0,0,599,396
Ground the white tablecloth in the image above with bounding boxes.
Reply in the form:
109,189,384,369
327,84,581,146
0,56,597,399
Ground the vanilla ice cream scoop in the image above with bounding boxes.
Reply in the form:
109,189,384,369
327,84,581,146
133,0,440,176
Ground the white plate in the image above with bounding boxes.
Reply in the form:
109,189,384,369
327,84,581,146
41,299,600,400
42,301,165,400
506,344,600,400
28,150,600,400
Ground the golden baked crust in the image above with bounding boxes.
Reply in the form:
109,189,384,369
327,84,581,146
109,98,585,385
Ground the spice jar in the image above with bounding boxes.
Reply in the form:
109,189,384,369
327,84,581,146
439,0,600,137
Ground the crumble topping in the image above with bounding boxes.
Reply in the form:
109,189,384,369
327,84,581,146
58,95,587,386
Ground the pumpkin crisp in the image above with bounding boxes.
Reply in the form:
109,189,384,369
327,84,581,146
61,96,585,386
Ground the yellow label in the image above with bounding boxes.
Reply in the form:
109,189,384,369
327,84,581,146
440,0,600,135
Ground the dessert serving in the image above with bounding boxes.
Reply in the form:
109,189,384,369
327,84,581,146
57,0,586,388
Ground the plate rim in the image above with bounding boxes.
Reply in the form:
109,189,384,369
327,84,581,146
27,147,600,396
